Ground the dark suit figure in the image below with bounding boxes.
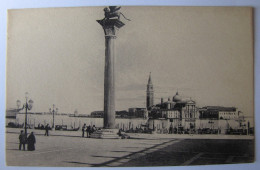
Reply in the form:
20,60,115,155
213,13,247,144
19,130,26,151
86,125,91,138
27,132,36,151
45,124,49,136
82,124,86,137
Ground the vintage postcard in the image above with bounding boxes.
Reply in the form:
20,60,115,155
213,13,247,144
6,6,254,167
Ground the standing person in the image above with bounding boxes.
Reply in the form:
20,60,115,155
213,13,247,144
86,125,91,138
92,125,96,132
91,125,96,136
19,130,26,151
45,124,49,136
82,124,86,137
169,123,173,134
27,132,36,151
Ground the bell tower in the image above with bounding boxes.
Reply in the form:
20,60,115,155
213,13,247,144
146,72,154,110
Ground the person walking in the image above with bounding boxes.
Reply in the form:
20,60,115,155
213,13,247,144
82,124,86,137
45,124,49,136
27,132,36,151
19,130,27,151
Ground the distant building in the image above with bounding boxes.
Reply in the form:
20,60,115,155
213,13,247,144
199,106,237,120
89,110,131,118
6,108,20,119
116,110,129,118
90,111,104,118
146,72,154,110
152,92,197,119
128,108,148,118
161,109,180,119
219,108,239,120
90,109,147,118
149,92,198,130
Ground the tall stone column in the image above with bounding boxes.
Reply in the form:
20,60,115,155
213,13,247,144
97,19,125,129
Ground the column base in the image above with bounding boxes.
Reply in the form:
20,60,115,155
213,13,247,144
90,129,120,139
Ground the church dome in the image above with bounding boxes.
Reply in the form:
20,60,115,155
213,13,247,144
172,92,182,102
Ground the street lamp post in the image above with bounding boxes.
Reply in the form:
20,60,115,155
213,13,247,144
16,92,34,137
49,104,58,129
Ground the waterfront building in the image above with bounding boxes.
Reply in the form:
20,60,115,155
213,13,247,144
6,108,20,119
199,106,238,120
90,111,104,118
149,92,198,130
219,110,240,120
115,110,129,118
90,109,147,118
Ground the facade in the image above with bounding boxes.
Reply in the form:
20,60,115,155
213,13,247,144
199,106,237,120
116,110,129,118
6,108,20,119
219,110,239,120
146,72,154,110
150,92,198,131
161,109,179,119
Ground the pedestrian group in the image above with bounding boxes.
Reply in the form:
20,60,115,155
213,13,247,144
82,124,97,138
19,123,97,152
19,130,36,151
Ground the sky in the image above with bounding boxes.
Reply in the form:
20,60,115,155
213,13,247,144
6,6,254,116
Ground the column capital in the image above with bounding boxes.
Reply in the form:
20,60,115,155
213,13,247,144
97,19,125,37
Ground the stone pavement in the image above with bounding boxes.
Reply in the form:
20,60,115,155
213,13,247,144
121,139,254,166
5,128,181,167
5,128,254,167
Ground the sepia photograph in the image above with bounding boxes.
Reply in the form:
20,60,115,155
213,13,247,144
5,6,254,167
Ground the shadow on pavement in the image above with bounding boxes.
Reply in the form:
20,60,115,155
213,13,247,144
90,139,176,167
124,147,141,149
91,155,119,159
128,137,160,140
60,139,175,167
64,161,94,166
111,150,135,153
138,143,155,145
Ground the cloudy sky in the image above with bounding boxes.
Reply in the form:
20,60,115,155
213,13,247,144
6,6,253,116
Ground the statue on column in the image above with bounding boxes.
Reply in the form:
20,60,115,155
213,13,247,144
103,6,131,21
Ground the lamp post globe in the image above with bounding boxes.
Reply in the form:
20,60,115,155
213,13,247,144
28,99,34,109
16,100,21,109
